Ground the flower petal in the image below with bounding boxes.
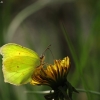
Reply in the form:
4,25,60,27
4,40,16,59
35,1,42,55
30,56,70,87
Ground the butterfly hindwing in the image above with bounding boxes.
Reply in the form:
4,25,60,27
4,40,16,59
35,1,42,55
0,43,40,85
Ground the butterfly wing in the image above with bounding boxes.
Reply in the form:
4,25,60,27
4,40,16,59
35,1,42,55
0,43,40,85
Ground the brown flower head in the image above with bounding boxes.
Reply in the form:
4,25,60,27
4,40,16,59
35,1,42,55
30,56,78,100
31,57,70,87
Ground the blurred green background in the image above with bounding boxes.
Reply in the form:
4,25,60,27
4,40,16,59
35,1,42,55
0,0,100,100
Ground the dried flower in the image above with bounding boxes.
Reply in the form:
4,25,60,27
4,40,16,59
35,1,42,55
31,56,78,100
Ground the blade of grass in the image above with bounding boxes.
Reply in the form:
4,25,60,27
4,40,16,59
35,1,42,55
60,21,80,85
5,0,51,42
60,22,93,100
6,0,75,42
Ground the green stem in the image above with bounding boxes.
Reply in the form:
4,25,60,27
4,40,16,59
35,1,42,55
76,89,100,95
25,89,100,96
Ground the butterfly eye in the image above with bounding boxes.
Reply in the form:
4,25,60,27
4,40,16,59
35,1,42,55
40,55,44,60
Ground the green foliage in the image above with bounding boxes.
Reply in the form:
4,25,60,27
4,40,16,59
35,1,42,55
0,0,100,100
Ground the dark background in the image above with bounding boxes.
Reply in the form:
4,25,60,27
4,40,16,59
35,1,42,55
0,0,100,100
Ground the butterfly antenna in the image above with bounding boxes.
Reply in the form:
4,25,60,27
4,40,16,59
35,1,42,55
42,44,51,56
40,44,55,60
40,45,51,62
48,47,55,60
